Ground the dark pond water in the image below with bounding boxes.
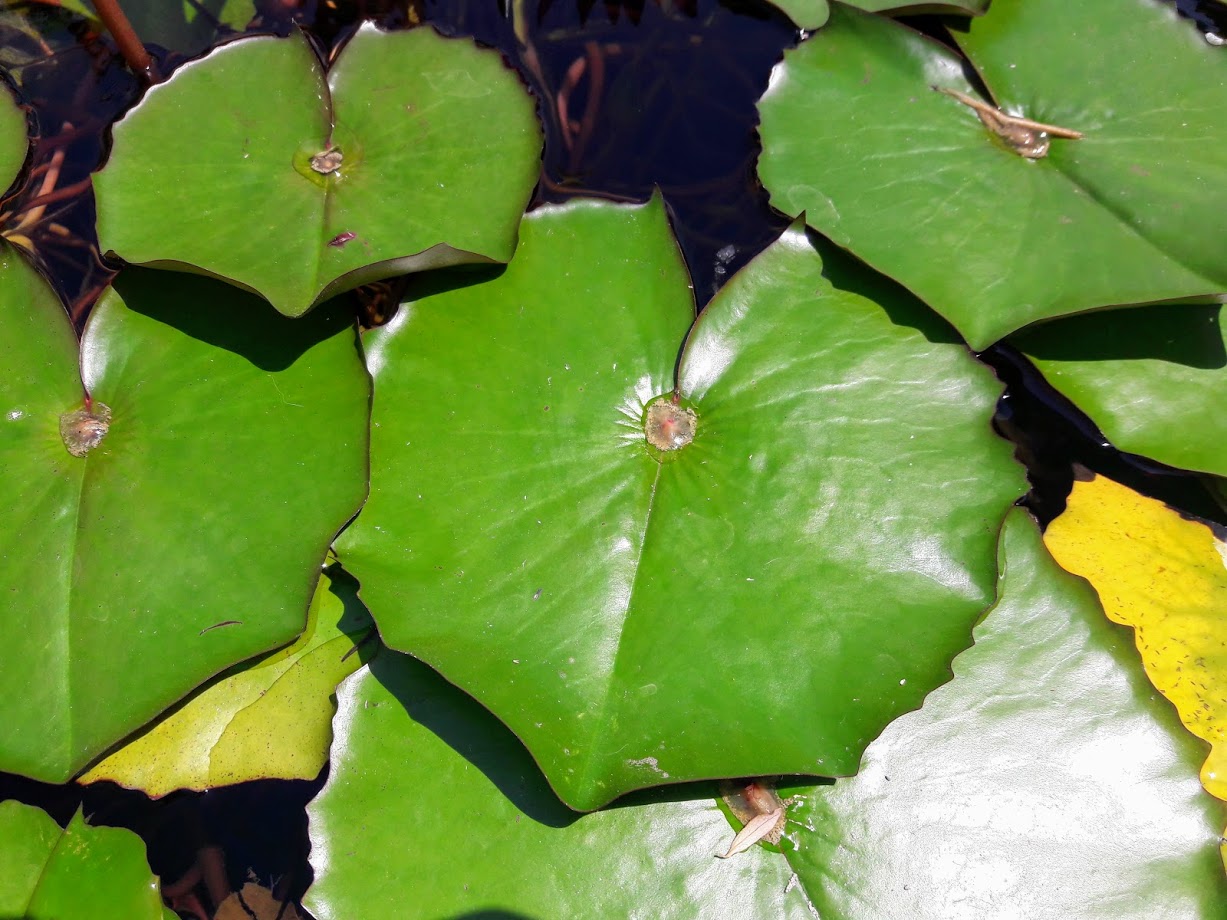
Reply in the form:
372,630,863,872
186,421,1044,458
0,1,1224,916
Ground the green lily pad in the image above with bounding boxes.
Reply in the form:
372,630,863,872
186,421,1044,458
1009,302,1227,478
80,564,375,796
0,261,369,782
0,78,26,196
57,0,254,56
845,0,987,13
765,0,830,30
305,650,816,920
94,24,542,317
338,197,1024,810
0,801,165,920
309,509,1227,916
757,0,1227,349
785,509,1227,917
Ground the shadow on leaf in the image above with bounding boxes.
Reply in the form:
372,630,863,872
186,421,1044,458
810,228,963,347
111,267,354,372
368,649,580,829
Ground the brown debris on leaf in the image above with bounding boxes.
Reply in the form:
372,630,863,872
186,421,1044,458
717,779,790,858
936,87,1083,159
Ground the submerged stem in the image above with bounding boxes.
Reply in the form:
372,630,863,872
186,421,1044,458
90,0,157,82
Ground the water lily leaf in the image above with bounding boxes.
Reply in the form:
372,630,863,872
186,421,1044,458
94,24,542,317
304,651,816,920
757,0,1227,349
0,78,26,195
338,197,1023,810
0,262,369,782
1010,303,1227,477
79,564,375,795
765,0,829,30
784,509,1227,917
844,0,987,13
57,0,254,55
1045,473,1227,803
0,801,165,919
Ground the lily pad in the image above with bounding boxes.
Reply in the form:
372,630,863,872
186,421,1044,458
80,564,375,796
305,651,816,920
844,0,987,13
765,0,830,30
309,511,1227,916
94,24,542,317
338,197,1023,810
1045,473,1227,803
785,509,1227,917
0,262,369,782
1010,302,1227,477
0,801,165,920
757,0,1227,349
0,78,26,196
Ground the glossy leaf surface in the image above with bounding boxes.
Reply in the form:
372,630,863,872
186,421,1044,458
0,266,369,782
0,801,164,919
845,0,987,12
785,510,1227,917
94,25,541,316
305,651,815,920
757,0,1227,349
1045,474,1227,802
0,79,24,193
1010,303,1227,477
765,0,829,30
80,565,375,795
339,199,1023,810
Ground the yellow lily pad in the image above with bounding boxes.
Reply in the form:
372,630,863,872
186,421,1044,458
81,566,374,796
1045,472,1227,802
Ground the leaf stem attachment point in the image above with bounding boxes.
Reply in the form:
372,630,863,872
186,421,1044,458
310,147,344,175
60,402,112,458
644,399,696,451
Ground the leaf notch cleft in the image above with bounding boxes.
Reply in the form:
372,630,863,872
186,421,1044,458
59,401,112,458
